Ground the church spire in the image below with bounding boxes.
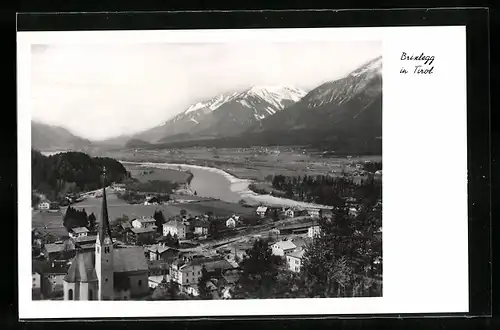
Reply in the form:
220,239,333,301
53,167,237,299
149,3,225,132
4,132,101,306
99,166,113,244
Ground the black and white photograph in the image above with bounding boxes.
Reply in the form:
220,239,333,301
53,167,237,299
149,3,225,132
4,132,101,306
17,22,474,319
28,39,383,302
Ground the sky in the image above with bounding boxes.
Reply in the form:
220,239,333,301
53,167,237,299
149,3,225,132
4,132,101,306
30,41,381,140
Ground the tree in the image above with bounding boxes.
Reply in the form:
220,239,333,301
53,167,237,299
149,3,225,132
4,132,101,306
232,238,282,299
197,265,212,299
194,191,198,196
63,206,89,231
88,213,97,232
180,209,187,218
153,210,165,234
167,279,180,300
208,220,220,239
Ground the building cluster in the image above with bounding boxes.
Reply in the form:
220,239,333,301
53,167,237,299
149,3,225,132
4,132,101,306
32,168,371,301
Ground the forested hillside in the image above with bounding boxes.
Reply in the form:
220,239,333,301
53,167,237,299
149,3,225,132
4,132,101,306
32,149,130,201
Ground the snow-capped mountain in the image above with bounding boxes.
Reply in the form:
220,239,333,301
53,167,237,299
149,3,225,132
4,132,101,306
218,55,383,153
133,85,306,143
251,55,382,133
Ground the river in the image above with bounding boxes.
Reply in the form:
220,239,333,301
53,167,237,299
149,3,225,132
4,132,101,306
121,161,333,210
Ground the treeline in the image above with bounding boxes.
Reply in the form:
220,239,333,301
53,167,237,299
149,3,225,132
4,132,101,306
32,149,130,201
269,174,382,207
125,180,180,194
361,161,382,173
63,206,97,232
232,200,382,299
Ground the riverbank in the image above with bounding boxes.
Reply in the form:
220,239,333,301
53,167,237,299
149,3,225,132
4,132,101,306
120,160,334,210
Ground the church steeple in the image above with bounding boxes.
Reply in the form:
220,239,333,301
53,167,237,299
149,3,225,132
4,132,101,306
98,166,113,245
95,165,114,300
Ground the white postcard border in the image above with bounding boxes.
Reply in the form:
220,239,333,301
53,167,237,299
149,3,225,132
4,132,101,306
17,26,468,318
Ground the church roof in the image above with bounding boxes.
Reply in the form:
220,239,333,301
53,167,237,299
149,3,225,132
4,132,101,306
64,252,97,283
113,247,149,273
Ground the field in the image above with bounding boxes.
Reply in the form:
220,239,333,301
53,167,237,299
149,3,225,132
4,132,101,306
124,164,192,183
92,147,382,182
32,191,255,239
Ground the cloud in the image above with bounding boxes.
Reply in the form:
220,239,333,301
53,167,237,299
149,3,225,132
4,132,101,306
30,41,381,140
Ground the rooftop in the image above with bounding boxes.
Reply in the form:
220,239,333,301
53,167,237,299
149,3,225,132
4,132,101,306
44,242,75,254
73,235,97,243
273,240,297,250
133,217,156,223
130,227,156,234
288,249,305,259
64,252,97,283
113,246,149,273
71,227,89,234
256,206,268,212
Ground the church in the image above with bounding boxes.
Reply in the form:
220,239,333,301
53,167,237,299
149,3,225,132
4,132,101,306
63,169,149,300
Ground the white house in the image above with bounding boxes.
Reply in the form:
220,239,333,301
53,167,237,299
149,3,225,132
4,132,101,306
349,207,359,217
132,217,157,229
32,272,41,298
144,196,160,205
286,249,305,273
308,225,321,238
256,206,268,218
69,227,89,239
38,201,50,210
226,215,240,228
271,240,297,257
307,208,322,218
169,260,203,289
285,207,306,218
226,218,236,228
163,220,188,239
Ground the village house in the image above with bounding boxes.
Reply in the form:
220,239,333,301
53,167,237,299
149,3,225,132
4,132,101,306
169,259,203,291
71,235,98,252
126,227,157,245
225,215,241,229
132,216,157,229
148,275,166,289
191,219,209,236
307,208,322,218
163,220,189,239
271,240,297,257
43,241,76,261
256,206,269,218
220,269,240,299
286,248,305,273
145,243,180,262
112,183,126,192
37,201,50,210
285,207,307,218
33,260,70,298
308,225,321,238
144,196,160,205
68,227,89,239
32,271,41,299
63,179,150,301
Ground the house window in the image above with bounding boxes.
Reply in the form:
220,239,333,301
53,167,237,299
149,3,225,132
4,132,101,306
138,280,142,287
186,279,189,283
104,247,110,253
68,289,73,300
105,278,108,282
33,283,35,288
89,289,93,300
96,246,100,253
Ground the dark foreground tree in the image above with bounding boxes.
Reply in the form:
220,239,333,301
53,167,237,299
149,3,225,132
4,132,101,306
232,238,282,299
153,210,166,234
197,265,212,299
